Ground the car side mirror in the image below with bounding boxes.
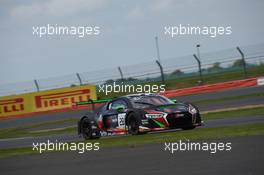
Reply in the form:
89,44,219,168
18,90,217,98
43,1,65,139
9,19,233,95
172,99,177,103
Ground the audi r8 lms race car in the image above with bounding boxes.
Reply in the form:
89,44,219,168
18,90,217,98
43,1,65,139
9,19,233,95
77,94,203,139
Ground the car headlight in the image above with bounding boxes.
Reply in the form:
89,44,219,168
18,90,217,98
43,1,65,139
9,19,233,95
188,105,197,114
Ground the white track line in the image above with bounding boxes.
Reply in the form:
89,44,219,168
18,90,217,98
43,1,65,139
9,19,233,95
0,136,33,142
201,104,264,114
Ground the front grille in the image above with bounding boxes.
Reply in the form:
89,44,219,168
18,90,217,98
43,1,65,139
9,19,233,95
166,112,193,128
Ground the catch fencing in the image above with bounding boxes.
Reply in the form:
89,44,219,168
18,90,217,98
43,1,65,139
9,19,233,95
1,43,264,96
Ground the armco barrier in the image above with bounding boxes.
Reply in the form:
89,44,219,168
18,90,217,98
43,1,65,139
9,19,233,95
163,78,258,98
0,85,97,119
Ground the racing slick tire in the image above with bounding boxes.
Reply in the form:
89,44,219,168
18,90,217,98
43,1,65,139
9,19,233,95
80,118,100,140
127,113,140,135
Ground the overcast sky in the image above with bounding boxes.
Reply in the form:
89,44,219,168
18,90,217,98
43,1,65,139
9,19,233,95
1,0,264,85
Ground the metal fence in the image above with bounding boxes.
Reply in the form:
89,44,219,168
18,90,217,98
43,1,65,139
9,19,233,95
1,43,264,96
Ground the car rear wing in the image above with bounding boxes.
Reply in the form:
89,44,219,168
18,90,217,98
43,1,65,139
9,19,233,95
75,99,112,111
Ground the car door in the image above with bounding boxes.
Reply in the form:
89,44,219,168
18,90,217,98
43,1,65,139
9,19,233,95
102,99,128,129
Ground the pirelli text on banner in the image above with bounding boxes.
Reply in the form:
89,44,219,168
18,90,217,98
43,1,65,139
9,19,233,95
0,85,97,118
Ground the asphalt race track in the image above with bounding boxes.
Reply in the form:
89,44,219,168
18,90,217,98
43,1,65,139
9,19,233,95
0,115,263,149
0,85,264,129
1,135,263,175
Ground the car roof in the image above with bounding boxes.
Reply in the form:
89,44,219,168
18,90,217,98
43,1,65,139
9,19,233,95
122,93,162,102
124,93,158,98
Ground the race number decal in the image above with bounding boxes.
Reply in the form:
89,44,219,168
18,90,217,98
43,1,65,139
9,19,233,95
117,113,126,127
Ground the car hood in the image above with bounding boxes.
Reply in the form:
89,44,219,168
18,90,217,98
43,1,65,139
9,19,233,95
156,103,189,113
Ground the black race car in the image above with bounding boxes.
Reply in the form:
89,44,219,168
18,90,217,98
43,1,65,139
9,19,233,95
77,94,203,139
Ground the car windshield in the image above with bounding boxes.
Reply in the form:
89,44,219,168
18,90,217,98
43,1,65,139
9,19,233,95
131,95,174,107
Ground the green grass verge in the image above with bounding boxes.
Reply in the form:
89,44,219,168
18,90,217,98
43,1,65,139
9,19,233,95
191,92,264,106
0,119,77,139
0,123,264,158
165,65,264,90
202,107,264,121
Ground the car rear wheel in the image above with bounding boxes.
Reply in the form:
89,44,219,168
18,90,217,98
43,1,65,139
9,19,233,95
81,118,100,139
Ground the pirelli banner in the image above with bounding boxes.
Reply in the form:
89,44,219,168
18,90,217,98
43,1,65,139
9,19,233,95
0,85,96,118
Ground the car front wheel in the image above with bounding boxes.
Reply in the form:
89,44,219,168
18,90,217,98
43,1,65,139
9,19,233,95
127,113,140,135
